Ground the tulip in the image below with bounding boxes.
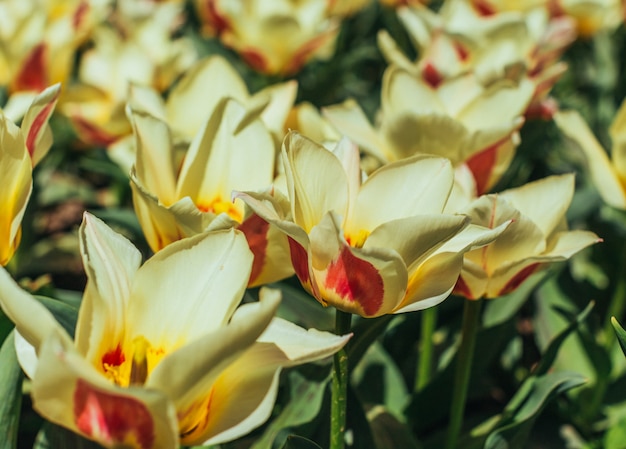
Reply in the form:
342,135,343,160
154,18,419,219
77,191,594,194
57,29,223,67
324,66,532,194
0,84,60,266
236,131,508,318
129,97,294,286
59,2,196,147
195,0,340,75
0,213,349,448
454,174,601,299
554,103,626,210
552,0,623,36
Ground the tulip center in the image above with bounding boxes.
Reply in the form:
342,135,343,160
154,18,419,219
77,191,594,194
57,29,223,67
346,229,370,249
197,198,243,222
100,337,166,387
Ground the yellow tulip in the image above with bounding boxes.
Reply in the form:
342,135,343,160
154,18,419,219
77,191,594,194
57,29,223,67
237,131,508,317
0,213,349,448
0,84,60,266
455,174,601,299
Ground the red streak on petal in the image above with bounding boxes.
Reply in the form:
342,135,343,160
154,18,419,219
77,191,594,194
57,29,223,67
71,116,120,146
422,62,443,89
453,276,476,299
25,95,59,160
288,237,311,287
325,246,384,316
473,0,496,16
74,379,155,449
73,1,90,30
240,49,268,74
499,263,540,296
14,44,48,92
454,42,469,62
238,214,269,286
466,143,498,196
102,344,125,368
205,0,230,33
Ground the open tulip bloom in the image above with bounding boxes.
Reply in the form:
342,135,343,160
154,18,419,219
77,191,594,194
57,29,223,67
454,174,602,299
0,213,350,448
236,131,510,318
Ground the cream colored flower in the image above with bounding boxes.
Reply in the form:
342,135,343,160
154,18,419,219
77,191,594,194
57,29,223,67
455,174,601,299
237,132,508,317
0,213,349,448
195,0,340,75
324,66,533,194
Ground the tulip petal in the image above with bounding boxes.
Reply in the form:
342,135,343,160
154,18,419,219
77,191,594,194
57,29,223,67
282,132,350,233
0,267,66,352
32,330,178,449
147,289,281,444
126,229,253,349
499,174,575,237
20,83,61,166
309,213,407,317
350,155,453,232
555,110,626,209
609,98,626,179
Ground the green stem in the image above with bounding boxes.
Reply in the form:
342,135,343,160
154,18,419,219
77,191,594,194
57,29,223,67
416,307,438,392
445,299,483,449
330,309,352,449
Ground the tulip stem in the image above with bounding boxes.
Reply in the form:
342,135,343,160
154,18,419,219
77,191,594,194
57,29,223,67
445,298,483,449
416,307,437,392
330,309,352,449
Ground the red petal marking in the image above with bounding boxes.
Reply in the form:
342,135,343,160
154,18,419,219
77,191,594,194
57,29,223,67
473,0,496,15
240,49,268,74
73,1,90,29
422,62,443,89
324,246,384,316
238,214,270,286
454,42,469,62
71,116,120,146
102,344,125,369
14,44,48,92
288,237,311,287
74,379,155,449
499,263,540,296
453,276,476,300
25,94,59,160
205,0,230,33
466,143,498,196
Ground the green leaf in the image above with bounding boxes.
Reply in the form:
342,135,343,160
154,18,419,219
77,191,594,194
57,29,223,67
280,435,323,449
250,372,328,449
367,406,420,449
611,317,626,359
33,423,103,449
34,296,79,338
347,315,395,372
484,371,587,449
0,332,23,449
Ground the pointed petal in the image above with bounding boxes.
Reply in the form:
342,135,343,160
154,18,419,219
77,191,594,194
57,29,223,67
350,155,453,232
256,80,298,137
76,213,142,360
282,132,350,233
127,229,253,349
499,174,575,237
32,331,178,449
147,289,281,444
166,56,249,139
20,83,61,166
555,110,626,209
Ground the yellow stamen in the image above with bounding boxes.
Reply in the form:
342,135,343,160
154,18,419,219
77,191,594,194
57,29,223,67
346,229,370,249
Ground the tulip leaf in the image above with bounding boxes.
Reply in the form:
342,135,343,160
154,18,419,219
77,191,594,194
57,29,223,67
34,296,79,338
611,317,626,358
367,406,420,449
483,371,586,449
0,332,23,449
250,371,328,449
347,315,395,371
280,435,323,449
